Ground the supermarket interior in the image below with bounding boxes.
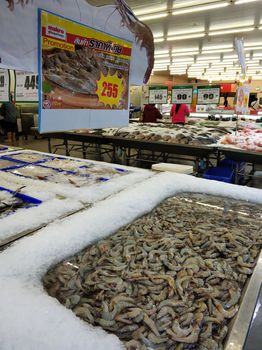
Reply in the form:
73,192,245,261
0,1,262,350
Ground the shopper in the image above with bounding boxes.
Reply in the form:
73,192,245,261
170,103,190,125
250,97,261,110
141,104,162,123
0,95,17,143
224,97,228,108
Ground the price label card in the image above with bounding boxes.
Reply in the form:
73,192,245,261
15,71,38,102
149,86,168,104
96,72,123,108
197,86,220,105
172,86,193,104
0,69,10,102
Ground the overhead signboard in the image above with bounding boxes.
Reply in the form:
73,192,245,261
172,86,193,104
235,83,250,114
197,86,220,105
38,9,132,133
15,71,38,103
149,86,168,104
0,69,10,102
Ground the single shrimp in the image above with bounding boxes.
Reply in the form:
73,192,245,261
114,0,154,83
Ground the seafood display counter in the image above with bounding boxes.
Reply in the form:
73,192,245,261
0,149,152,248
43,131,216,171
0,172,261,350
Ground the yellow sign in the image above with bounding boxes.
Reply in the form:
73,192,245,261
40,9,131,111
96,72,124,108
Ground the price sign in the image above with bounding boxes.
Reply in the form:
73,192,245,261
197,86,220,105
15,71,38,102
96,72,123,108
0,69,10,102
149,86,168,104
172,86,193,104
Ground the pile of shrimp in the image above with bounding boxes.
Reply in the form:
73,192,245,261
43,193,262,350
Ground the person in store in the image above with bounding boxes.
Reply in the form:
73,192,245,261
141,104,162,123
224,96,228,108
0,94,17,144
250,97,261,110
170,103,190,125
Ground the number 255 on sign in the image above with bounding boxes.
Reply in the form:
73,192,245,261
96,72,123,108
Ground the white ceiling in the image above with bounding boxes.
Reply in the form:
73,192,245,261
88,0,262,81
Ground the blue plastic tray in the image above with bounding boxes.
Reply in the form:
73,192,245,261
0,157,28,171
2,152,54,165
203,166,235,183
0,186,42,206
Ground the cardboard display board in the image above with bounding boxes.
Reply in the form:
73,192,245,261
38,9,132,133
197,86,220,105
15,71,38,103
0,69,10,103
172,86,193,104
148,86,168,104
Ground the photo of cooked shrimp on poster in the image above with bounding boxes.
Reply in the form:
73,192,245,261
40,10,132,110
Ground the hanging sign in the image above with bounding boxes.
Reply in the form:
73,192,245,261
149,86,168,104
15,71,38,102
38,9,132,133
0,69,10,102
197,86,220,105
172,86,193,104
235,37,246,75
235,83,250,114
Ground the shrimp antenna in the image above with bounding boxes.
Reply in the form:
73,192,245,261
104,8,117,31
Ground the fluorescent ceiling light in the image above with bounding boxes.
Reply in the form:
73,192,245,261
167,33,205,41
155,59,170,64
172,2,229,16
168,27,204,36
245,41,262,47
155,49,169,54
173,0,222,9
235,0,260,4
153,68,168,71
223,54,239,59
253,53,262,57
202,48,233,54
172,51,199,57
172,47,199,53
190,62,209,65
209,27,254,36
202,44,233,50
197,55,220,61
173,57,194,62
259,26,262,30
154,38,164,43
155,54,170,58
134,5,167,16
138,13,167,21
211,62,234,66
169,68,186,73
210,20,254,31
153,32,164,38
245,46,262,51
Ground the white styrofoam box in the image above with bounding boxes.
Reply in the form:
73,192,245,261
152,163,193,174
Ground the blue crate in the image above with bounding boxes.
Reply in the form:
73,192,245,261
203,166,235,183
220,158,246,171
